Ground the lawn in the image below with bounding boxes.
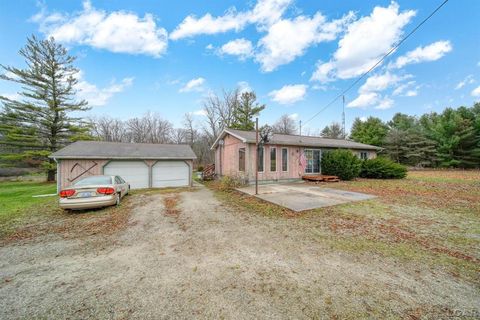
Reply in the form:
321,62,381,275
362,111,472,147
0,181,57,233
209,170,480,284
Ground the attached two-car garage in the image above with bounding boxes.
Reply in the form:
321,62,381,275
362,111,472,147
50,141,197,191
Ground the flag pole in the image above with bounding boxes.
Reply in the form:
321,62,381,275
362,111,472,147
255,117,259,195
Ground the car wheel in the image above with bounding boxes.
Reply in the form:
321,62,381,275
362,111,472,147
115,193,121,206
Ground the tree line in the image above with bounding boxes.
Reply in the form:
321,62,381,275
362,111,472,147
348,105,480,168
1,37,479,182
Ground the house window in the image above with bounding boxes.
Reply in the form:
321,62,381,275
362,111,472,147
239,148,245,171
359,151,368,160
257,147,264,172
270,147,277,171
282,148,288,172
305,149,321,173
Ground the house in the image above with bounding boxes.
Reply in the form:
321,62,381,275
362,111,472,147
50,141,196,190
211,128,381,183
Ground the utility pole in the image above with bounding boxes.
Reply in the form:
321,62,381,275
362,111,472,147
342,95,346,139
255,117,259,195
299,120,302,136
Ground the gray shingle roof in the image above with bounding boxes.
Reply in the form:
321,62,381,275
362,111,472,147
50,141,197,159
213,128,381,151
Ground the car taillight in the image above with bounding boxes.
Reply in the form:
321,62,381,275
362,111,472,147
59,189,75,198
97,187,115,195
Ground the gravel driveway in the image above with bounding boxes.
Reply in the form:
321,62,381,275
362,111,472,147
1,185,478,319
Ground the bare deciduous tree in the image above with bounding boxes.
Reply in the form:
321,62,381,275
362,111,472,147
272,114,297,135
203,88,240,143
90,116,128,142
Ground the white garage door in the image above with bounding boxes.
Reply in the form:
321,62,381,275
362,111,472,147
104,161,149,189
152,161,189,188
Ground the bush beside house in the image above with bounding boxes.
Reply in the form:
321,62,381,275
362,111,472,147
360,157,407,179
321,150,362,181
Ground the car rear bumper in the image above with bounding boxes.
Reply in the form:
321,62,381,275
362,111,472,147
59,194,117,210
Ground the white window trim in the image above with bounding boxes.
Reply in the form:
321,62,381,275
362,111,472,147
304,148,322,174
281,147,288,172
270,147,277,172
238,147,246,172
258,146,265,173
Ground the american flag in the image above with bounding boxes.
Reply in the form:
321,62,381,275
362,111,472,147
299,151,307,169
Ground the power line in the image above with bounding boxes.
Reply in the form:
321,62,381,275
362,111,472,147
303,0,449,126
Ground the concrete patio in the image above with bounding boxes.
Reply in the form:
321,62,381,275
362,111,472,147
236,182,376,212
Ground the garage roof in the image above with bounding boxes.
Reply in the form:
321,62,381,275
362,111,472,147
211,128,381,151
50,141,197,160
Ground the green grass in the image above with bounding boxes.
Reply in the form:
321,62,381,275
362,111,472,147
0,181,57,232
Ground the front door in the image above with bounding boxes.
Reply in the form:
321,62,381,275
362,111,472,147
304,149,321,174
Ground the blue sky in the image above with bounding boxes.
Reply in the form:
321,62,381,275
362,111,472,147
0,0,479,132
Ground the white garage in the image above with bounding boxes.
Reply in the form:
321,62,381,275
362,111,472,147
104,160,149,189
51,141,197,191
152,161,189,187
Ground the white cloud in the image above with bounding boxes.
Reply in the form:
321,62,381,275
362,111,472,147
33,0,168,57
268,84,307,104
75,71,133,106
205,44,214,50
2,71,19,80
191,109,207,116
0,93,21,100
404,90,417,97
256,12,354,72
392,81,415,96
359,72,409,93
455,75,475,90
288,113,299,120
218,38,253,60
170,0,292,40
359,116,368,122
472,86,480,97
311,2,415,82
375,97,394,109
391,41,452,69
237,81,252,93
179,77,206,92
347,92,379,108
348,92,394,109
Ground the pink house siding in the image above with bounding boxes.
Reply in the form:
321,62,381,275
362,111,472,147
214,132,378,183
246,144,304,181
215,134,248,177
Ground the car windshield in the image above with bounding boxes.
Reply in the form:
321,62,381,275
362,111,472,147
74,176,112,186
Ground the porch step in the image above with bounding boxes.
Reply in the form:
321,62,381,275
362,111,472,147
302,175,340,182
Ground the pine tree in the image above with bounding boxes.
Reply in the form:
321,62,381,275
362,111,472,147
350,117,389,146
0,36,90,181
230,92,265,131
321,122,344,139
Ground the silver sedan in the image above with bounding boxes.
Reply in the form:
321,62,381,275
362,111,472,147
59,175,129,210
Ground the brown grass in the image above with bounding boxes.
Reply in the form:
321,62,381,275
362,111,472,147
163,194,180,216
0,195,136,246
207,170,480,283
